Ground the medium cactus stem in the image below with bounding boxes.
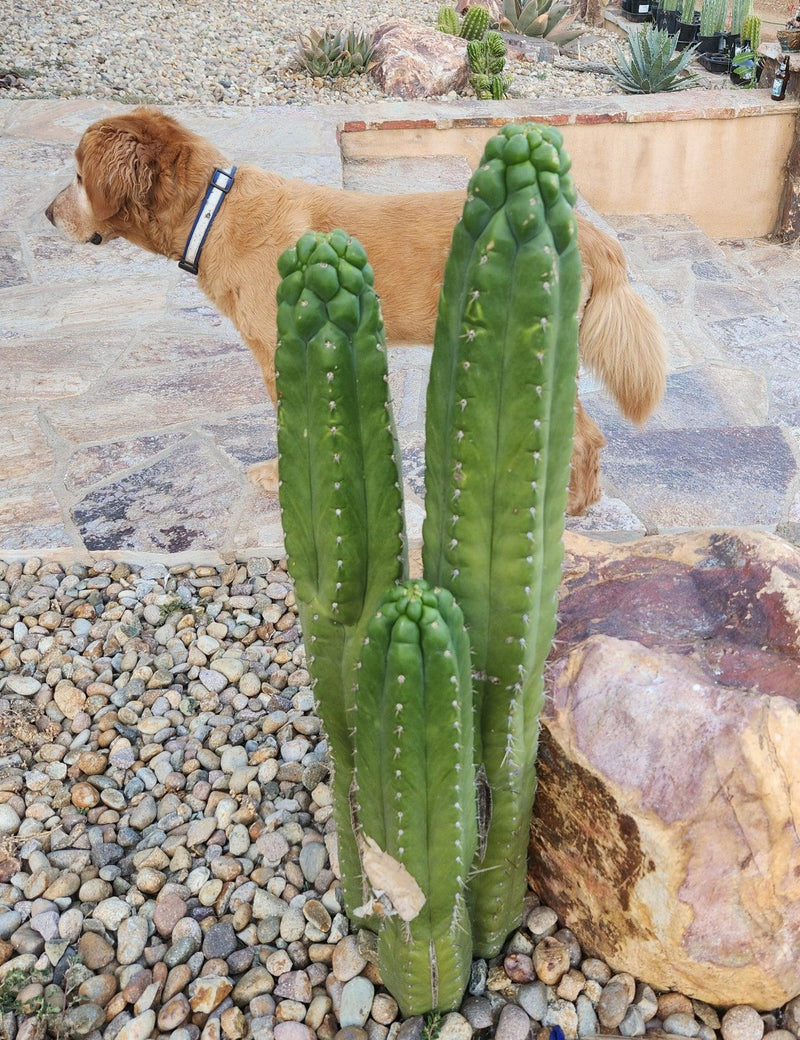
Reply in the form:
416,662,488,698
731,0,747,34
353,581,476,1016
460,4,491,38
422,124,581,957
275,229,406,919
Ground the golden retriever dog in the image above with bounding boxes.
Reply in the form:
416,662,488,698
45,108,665,514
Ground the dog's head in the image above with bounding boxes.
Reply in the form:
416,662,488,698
45,108,224,255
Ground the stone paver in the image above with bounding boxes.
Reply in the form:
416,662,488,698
2,98,800,559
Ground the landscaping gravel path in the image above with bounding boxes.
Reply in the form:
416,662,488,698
1,0,624,106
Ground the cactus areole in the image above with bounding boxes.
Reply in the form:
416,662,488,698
275,122,582,1014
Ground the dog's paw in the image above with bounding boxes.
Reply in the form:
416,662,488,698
248,458,280,494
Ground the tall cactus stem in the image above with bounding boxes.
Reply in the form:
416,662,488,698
422,123,581,957
275,229,407,921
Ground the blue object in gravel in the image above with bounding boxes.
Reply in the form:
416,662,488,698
550,1027,566,1040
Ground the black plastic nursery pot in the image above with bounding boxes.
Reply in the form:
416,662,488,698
696,32,721,53
656,7,681,30
717,30,740,51
676,20,699,46
622,1,654,20
698,50,731,71
730,55,764,84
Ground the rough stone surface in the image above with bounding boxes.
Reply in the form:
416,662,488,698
371,20,470,99
529,530,800,1009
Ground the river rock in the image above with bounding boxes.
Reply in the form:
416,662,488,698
529,530,800,1010
371,19,470,99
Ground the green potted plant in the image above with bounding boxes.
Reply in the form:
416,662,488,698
730,10,762,83
677,0,700,47
697,0,727,59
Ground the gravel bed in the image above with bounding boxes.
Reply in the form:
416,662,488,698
0,556,796,1040
1,0,624,106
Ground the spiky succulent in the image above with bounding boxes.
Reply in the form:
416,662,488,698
296,27,376,78
612,26,700,92
699,0,726,35
731,0,751,34
437,5,461,32
680,0,696,24
741,11,761,46
500,0,584,45
460,4,491,37
468,29,511,95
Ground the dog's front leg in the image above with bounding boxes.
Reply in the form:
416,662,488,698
236,330,282,493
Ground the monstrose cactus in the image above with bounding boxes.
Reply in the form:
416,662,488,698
276,122,583,1012
468,31,511,98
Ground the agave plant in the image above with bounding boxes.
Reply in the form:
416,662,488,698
612,26,700,92
500,0,585,44
296,27,376,78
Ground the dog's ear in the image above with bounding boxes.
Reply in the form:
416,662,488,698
79,122,160,222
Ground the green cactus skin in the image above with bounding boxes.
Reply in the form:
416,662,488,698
491,72,511,97
421,123,581,958
437,5,461,33
730,0,748,34
275,229,407,920
700,0,726,35
460,4,491,38
353,581,476,1017
468,31,507,95
680,0,695,25
741,10,759,46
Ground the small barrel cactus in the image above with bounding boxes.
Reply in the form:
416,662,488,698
353,581,476,1016
422,123,582,957
741,11,760,46
275,229,406,920
437,5,461,32
460,4,491,37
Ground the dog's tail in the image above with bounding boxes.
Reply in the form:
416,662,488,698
576,217,666,425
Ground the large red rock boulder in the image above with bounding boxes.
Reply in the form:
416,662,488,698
371,20,471,99
529,530,800,1010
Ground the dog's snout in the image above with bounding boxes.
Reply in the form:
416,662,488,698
45,203,55,226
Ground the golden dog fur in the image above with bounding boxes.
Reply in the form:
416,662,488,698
46,107,665,514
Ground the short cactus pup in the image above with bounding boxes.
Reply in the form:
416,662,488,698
275,122,582,1014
